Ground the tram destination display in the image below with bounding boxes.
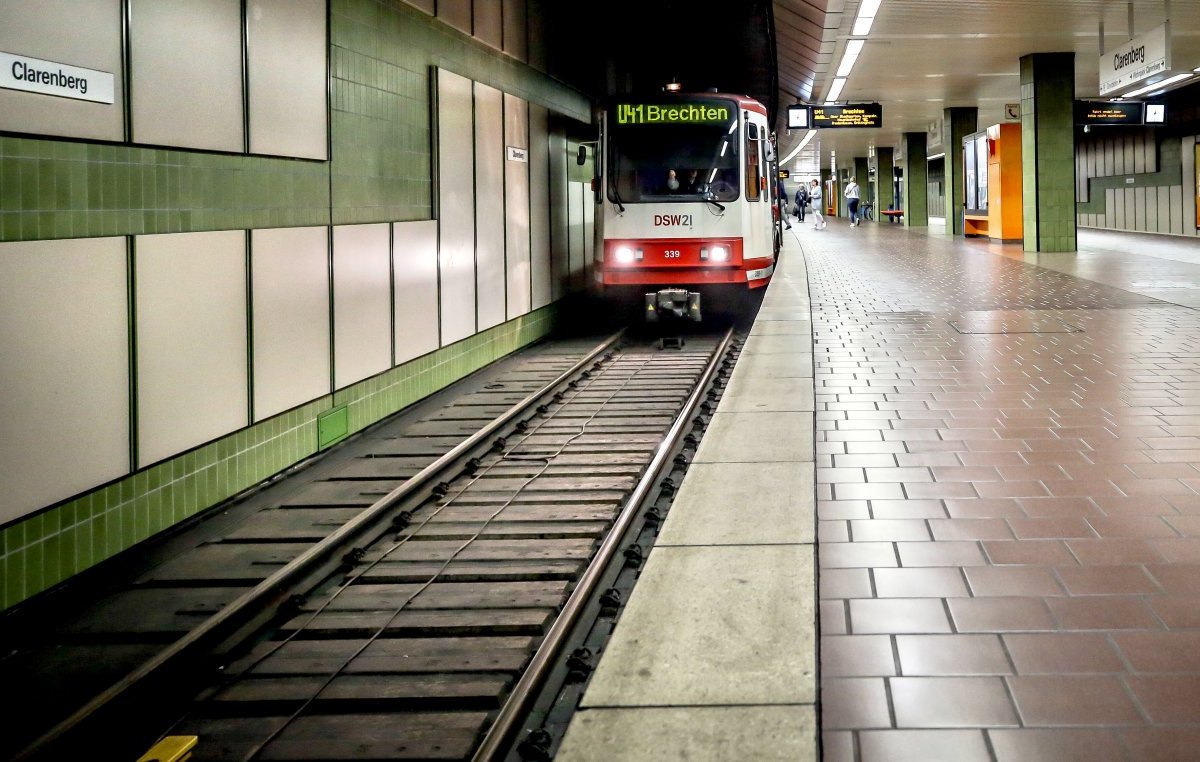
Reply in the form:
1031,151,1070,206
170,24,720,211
811,103,883,128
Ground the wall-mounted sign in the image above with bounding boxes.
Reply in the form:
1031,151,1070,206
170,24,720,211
1099,22,1171,95
778,169,790,179
1004,103,1021,121
1146,103,1167,123
1075,100,1145,125
506,146,528,162
0,51,114,104
787,104,810,129
812,103,882,128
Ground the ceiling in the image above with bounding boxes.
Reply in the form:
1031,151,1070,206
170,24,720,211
553,0,1200,178
774,0,1200,176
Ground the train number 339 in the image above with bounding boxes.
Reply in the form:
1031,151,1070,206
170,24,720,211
663,250,681,258
653,214,693,226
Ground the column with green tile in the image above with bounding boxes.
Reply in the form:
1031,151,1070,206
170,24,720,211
820,168,832,217
903,132,928,226
853,157,869,218
876,147,894,220
1020,52,1077,252
943,107,978,235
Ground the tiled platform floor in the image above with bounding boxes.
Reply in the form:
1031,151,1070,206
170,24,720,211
814,221,1200,761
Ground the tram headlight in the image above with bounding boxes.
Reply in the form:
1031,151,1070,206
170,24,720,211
710,246,729,262
615,247,636,264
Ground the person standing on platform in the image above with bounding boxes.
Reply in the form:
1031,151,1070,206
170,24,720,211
809,179,826,230
777,177,792,230
795,182,808,223
844,177,861,227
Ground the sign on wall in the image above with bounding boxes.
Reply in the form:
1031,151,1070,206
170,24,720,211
1099,22,1171,95
0,51,114,104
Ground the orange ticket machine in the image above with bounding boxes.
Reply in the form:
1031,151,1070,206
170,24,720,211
963,123,1023,242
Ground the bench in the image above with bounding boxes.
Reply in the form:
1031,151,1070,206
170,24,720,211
881,209,903,223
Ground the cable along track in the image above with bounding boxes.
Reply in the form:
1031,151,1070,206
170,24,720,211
17,330,733,762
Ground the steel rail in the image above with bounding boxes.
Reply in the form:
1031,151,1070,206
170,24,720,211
471,326,735,761
15,329,625,762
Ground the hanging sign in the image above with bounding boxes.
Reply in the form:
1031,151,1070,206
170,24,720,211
812,103,883,128
0,51,114,104
1099,22,1171,95
1074,100,1145,125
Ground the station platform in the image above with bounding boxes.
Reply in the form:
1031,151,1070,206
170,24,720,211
557,218,1200,761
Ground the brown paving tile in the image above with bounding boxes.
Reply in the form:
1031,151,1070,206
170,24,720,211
983,540,1077,565
820,731,855,762
929,518,1014,541
895,453,961,467
873,568,969,598
1124,675,1200,723
1018,497,1100,518
819,521,851,542
821,600,848,635
976,481,1051,498
1055,565,1160,595
1057,463,1132,481
1120,726,1200,761
849,598,952,634
1112,632,1200,672
821,635,898,677
1066,539,1165,565
944,498,1026,519
1008,517,1098,540
821,542,898,568
818,467,867,483
821,677,892,729
1164,493,1200,514
1003,633,1124,674
1147,595,1200,628
1113,478,1196,496
1144,563,1200,592
1042,479,1123,498
1008,675,1143,725
859,730,991,762
835,482,907,500
820,568,874,599
1149,537,1200,562
1047,596,1161,630
1127,462,1200,479
930,466,1003,482
997,465,1069,481
964,566,1065,597
989,729,1127,762
867,467,934,483
1164,515,1200,535
1022,450,1091,465
895,634,1011,676
819,500,872,519
871,499,947,519
903,482,979,499
890,677,1019,727
948,597,1058,632
959,451,1029,467
897,540,989,567
834,453,899,467
850,519,931,542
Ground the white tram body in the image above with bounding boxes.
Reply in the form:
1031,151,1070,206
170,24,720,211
592,92,781,321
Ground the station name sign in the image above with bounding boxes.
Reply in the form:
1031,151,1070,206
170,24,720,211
811,103,883,128
1075,100,1144,125
0,51,114,104
614,102,732,125
1099,22,1170,95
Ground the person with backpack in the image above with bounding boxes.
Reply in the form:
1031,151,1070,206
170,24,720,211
794,183,808,223
808,179,826,230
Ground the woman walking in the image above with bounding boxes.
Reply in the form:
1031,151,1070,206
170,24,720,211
809,179,826,230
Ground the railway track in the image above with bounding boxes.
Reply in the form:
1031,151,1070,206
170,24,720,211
5,326,741,762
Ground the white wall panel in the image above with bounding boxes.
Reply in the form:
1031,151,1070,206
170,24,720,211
394,220,440,364
1134,187,1146,231
136,230,247,467
0,0,124,141
1145,186,1158,232
473,0,501,49
475,83,506,330
502,0,528,62
529,105,551,310
1124,187,1135,231
333,223,392,389
251,227,330,421
1184,138,1197,235
437,69,477,344
548,128,570,301
438,0,472,35
1105,188,1115,229
568,182,585,289
247,0,327,159
505,94,532,319
131,0,243,152
1170,185,1185,236
0,238,128,524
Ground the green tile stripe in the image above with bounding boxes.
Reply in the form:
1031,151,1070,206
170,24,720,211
0,304,557,612
1075,140,1183,214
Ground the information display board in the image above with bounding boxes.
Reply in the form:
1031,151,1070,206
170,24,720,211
811,103,882,128
1075,100,1144,126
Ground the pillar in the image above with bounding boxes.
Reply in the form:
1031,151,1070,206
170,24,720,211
903,132,928,226
1020,52,1077,252
821,168,832,216
943,107,977,235
876,147,894,219
853,156,870,215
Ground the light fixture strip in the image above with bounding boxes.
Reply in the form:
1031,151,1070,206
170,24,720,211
826,78,847,103
837,39,865,78
852,0,883,36
1123,72,1193,97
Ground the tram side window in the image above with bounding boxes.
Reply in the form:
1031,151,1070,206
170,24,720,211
745,123,761,201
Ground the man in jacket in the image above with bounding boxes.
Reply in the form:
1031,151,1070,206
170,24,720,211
795,183,807,222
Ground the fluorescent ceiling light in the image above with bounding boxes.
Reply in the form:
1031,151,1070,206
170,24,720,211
837,39,865,77
853,0,883,35
826,78,846,102
1123,72,1193,98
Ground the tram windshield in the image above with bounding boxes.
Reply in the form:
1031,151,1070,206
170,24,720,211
606,96,741,204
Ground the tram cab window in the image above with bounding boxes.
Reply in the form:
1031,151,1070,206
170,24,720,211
606,104,741,204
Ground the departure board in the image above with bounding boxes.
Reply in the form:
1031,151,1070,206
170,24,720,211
1074,100,1144,125
811,103,883,128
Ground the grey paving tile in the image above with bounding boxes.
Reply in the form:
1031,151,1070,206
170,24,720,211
658,462,814,545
